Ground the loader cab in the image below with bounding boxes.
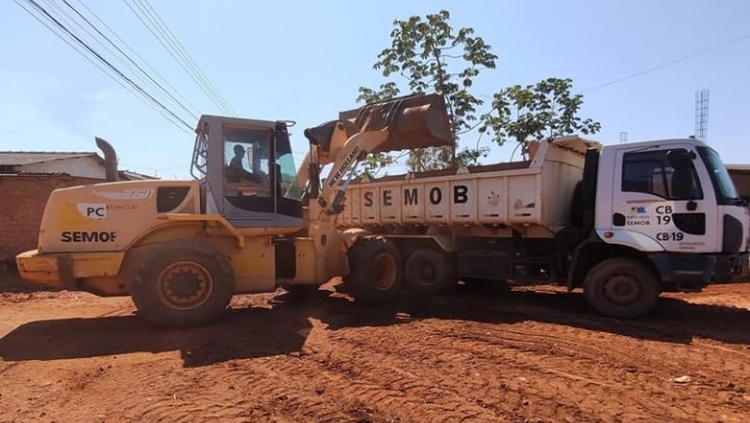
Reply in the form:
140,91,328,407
191,115,304,228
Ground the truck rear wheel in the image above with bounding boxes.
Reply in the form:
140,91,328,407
131,241,234,328
344,237,403,304
404,248,457,295
583,258,660,318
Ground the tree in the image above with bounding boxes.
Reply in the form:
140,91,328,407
479,77,601,158
357,10,496,175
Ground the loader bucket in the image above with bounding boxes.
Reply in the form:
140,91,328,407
339,93,454,154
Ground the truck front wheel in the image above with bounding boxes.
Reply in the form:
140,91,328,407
583,258,661,318
344,237,403,304
131,241,234,328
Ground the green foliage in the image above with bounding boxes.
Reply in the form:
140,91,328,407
358,152,398,178
480,77,602,151
357,10,497,173
456,146,490,167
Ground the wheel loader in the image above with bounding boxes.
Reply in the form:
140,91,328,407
15,93,453,327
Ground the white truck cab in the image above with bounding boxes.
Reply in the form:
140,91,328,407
593,138,749,291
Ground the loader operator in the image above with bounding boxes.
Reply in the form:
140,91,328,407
227,144,264,184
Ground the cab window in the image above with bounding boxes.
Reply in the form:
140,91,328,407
622,149,703,200
223,127,270,197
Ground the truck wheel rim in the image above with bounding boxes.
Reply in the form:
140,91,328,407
415,260,436,284
603,273,640,305
157,261,214,310
374,253,397,291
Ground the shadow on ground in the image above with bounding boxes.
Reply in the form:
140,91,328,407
311,283,750,346
0,297,313,368
1,284,748,368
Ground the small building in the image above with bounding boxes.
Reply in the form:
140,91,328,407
0,151,157,264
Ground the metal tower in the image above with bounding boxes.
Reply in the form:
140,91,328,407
619,131,628,143
695,89,709,142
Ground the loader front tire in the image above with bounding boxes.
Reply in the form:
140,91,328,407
131,240,234,328
344,237,403,304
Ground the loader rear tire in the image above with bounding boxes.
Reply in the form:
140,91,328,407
131,240,234,328
583,258,660,318
404,248,457,295
344,237,403,304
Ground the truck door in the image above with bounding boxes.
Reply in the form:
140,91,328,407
610,146,719,253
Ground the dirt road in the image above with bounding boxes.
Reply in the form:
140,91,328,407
1,277,749,423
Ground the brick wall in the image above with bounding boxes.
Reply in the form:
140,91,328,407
0,174,101,264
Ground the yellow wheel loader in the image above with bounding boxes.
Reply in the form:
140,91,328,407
15,93,453,327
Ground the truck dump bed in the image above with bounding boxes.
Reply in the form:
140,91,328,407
337,137,601,235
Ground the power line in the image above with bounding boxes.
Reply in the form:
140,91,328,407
59,0,199,120
138,0,235,115
13,0,194,134
583,32,750,93
72,0,201,117
120,0,236,115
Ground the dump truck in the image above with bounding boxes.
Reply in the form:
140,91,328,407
336,135,750,317
15,93,454,327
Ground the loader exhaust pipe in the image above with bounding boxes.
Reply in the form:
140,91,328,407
95,137,119,182
339,93,454,154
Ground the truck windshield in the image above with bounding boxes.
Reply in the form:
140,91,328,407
697,146,741,205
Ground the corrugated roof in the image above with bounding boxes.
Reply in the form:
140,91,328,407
0,151,98,166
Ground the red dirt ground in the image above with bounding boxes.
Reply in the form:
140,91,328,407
1,273,749,423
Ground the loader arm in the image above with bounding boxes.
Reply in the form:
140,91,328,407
317,129,390,215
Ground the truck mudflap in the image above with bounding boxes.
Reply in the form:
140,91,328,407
16,249,125,290
648,252,750,292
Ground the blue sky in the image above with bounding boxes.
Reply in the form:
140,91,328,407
1,0,749,179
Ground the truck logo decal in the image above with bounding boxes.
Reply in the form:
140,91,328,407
77,203,106,219
61,231,118,243
93,188,153,200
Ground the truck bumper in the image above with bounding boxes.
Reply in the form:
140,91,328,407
649,252,750,292
15,249,125,290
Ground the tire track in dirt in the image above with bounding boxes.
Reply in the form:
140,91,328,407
302,323,525,422
444,320,750,422
311,327,505,422
322,322,589,422
325,315,749,423
223,350,488,422
105,356,367,423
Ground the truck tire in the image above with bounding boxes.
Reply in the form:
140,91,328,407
131,240,234,328
583,258,660,318
404,248,457,295
344,237,403,304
